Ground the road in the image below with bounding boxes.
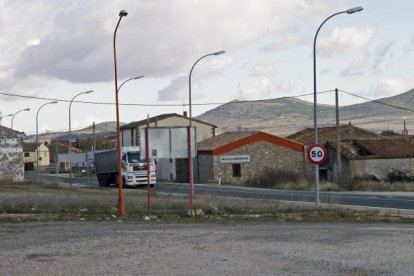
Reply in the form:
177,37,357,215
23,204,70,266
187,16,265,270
25,172,414,211
1,221,413,275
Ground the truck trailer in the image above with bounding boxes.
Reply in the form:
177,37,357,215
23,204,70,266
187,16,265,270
94,146,156,187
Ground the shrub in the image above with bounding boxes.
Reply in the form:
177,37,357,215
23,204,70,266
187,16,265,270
387,169,414,183
245,167,309,189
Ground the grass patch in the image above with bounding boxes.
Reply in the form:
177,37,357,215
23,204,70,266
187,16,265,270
0,179,413,223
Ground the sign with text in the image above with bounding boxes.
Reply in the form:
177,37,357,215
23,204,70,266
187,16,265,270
220,155,250,163
307,144,328,165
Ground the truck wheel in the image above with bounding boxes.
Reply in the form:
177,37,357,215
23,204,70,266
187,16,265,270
97,175,107,187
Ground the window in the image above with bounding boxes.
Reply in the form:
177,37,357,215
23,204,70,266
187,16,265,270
232,164,241,177
24,153,30,157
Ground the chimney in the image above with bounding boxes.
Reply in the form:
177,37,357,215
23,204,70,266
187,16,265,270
349,121,352,126
183,111,188,117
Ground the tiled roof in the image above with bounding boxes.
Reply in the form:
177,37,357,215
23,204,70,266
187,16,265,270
23,143,41,152
48,141,81,153
328,139,414,160
198,131,257,151
198,131,304,154
287,124,380,145
0,125,25,137
121,113,217,129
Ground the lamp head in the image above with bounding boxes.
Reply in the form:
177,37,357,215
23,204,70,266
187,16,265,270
119,10,128,17
213,50,226,56
134,75,144,80
347,6,363,14
24,108,30,111
50,101,58,104
84,90,93,95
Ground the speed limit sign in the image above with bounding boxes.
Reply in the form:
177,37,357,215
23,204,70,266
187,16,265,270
307,144,328,164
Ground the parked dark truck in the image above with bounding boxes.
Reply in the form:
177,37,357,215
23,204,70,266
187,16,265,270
94,146,156,187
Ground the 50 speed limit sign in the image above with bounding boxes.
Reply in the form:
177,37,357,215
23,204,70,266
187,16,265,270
307,144,328,165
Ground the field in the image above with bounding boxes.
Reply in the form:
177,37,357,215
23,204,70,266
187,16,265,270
1,180,413,223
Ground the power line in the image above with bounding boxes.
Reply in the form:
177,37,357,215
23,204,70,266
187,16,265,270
13,88,414,135
0,90,333,107
339,90,414,113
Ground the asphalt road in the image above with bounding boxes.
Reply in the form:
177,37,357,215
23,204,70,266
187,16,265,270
25,172,414,211
1,221,413,275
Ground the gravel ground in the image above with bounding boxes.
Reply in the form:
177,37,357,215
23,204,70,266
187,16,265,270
0,221,413,275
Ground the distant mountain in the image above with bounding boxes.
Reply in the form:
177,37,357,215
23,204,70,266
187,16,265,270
196,89,414,136
24,121,125,142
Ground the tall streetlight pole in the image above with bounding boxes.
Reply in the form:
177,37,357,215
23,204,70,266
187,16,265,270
188,50,225,215
117,75,144,149
36,101,58,179
11,108,30,130
114,9,128,217
313,6,363,205
69,90,93,186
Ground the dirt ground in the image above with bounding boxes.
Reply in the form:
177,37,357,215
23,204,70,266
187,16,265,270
0,221,413,275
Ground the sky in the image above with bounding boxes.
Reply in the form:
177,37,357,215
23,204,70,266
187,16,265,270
0,0,413,135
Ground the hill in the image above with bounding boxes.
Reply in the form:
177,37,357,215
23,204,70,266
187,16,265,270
24,121,124,142
196,89,414,136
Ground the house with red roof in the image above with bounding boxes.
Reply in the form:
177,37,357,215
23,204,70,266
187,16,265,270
194,131,305,184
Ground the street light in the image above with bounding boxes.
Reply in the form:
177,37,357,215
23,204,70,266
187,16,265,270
36,101,58,179
69,90,93,186
113,9,128,216
117,76,144,150
313,6,363,205
118,76,144,92
188,50,226,215
0,113,12,124
11,108,30,130
0,113,12,137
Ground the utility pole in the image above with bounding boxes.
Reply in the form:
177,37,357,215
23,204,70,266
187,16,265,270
403,117,408,141
55,137,59,176
93,122,96,152
335,88,341,183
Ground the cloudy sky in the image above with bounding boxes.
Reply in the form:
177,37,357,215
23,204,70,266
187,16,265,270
0,0,413,134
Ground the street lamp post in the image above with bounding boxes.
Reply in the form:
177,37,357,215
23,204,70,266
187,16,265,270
11,108,30,130
113,9,128,217
69,90,93,186
0,113,12,125
188,50,225,215
313,6,363,205
118,76,144,92
36,101,58,179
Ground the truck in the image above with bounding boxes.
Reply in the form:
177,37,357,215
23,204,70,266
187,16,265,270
94,146,156,188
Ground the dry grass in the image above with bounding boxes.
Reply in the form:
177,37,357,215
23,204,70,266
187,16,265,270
0,179,412,223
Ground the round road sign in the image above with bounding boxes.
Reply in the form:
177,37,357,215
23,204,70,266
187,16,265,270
307,144,328,165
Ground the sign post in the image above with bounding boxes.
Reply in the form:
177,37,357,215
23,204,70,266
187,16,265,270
307,144,328,206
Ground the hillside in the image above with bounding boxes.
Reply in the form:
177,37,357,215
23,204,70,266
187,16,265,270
196,89,414,136
24,121,123,142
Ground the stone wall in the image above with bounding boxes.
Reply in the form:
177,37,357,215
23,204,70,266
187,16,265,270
349,158,414,180
0,138,24,181
198,141,304,184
